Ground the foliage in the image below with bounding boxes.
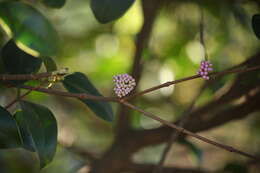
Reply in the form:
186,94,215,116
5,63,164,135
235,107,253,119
0,0,259,172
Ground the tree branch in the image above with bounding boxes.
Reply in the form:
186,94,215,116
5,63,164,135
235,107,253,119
116,0,163,135
121,100,258,160
18,85,118,102
129,90,260,154
0,72,52,81
125,64,260,100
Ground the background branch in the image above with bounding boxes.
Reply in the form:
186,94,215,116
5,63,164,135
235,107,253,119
116,0,164,135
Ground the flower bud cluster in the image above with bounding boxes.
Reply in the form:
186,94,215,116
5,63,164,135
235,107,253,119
197,60,213,80
113,74,136,98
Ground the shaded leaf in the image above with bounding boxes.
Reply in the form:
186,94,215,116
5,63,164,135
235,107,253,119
19,101,58,168
252,14,260,39
90,0,135,23
43,57,57,72
0,106,21,149
14,111,35,152
2,40,42,74
1,40,42,85
62,72,113,122
0,1,59,56
41,0,66,9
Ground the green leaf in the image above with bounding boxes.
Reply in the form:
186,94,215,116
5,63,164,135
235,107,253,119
0,1,59,56
43,57,57,72
90,0,135,23
252,14,260,39
1,40,42,85
2,40,42,74
19,101,58,169
14,111,35,152
0,106,22,149
62,72,114,122
41,0,66,9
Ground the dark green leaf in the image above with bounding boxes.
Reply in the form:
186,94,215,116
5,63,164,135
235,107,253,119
2,40,42,74
1,40,42,85
252,14,260,39
0,1,59,56
0,106,21,149
90,0,135,23
62,72,113,122
43,57,57,72
14,111,35,152
19,101,58,168
41,0,66,9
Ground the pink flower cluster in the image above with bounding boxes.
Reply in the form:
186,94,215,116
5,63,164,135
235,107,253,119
197,60,213,80
113,74,136,98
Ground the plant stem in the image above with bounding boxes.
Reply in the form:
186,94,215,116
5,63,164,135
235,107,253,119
0,72,52,81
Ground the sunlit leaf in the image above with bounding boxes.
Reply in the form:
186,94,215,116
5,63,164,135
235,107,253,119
19,101,58,168
0,106,21,149
41,0,66,9
90,0,135,23
43,57,57,72
0,1,59,56
252,14,260,39
63,72,114,122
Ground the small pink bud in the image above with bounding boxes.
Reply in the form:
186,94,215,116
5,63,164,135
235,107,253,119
113,74,136,97
197,60,213,80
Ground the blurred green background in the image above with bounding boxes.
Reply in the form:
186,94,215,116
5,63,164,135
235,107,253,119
0,0,260,172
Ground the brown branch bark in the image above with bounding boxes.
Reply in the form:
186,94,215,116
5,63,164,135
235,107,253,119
116,0,164,136
0,72,52,81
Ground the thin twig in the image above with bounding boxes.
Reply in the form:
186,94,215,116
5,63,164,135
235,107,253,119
18,85,118,102
121,101,258,160
125,65,260,100
0,72,52,81
4,80,48,109
9,65,260,103
10,65,260,104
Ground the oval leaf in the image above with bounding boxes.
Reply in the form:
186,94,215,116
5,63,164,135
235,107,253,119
19,101,58,169
0,1,59,56
41,0,66,9
90,0,135,23
252,14,260,39
1,40,42,85
14,111,35,152
62,72,113,122
0,106,21,149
